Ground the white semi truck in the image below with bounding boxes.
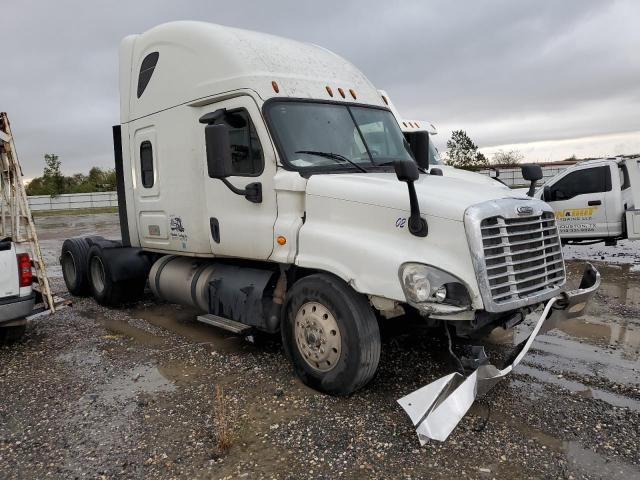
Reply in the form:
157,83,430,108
60,22,598,395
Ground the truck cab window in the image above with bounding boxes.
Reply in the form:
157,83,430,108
548,166,611,201
137,52,159,98
222,110,264,176
140,141,154,188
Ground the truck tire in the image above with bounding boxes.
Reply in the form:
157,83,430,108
282,274,381,395
87,246,145,307
60,236,104,296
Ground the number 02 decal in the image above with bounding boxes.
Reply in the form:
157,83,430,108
396,218,407,228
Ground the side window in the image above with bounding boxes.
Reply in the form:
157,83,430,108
620,164,631,190
140,141,154,188
137,52,159,98
549,166,611,201
220,109,264,176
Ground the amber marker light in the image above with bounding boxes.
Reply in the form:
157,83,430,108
271,81,279,93
326,86,334,97
338,87,346,98
349,89,357,99
277,235,287,246
381,95,389,105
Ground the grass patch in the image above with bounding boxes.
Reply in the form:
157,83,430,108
214,385,234,452
32,207,118,217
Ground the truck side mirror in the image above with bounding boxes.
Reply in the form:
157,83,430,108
204,123,233,179
521,164,543,197
405,131,430,170
394,158,419,182
394,160,427,237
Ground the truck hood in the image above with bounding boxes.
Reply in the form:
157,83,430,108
430,165,507,188
305,172,528,221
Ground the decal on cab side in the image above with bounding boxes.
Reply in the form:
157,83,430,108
555,207,597,233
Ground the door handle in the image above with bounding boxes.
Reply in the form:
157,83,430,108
588,200,601,206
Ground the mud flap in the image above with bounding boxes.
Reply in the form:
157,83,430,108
398,262,601,443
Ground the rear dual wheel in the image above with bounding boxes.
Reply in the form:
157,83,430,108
61,237,96,296
282,274,381,396
87,246,145,307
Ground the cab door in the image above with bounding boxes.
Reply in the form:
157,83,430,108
545,165,612,238
201,96,277,259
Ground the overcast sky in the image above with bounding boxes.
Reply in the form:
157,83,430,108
3,0,640,178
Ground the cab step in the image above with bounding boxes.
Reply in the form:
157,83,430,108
196,314,252,334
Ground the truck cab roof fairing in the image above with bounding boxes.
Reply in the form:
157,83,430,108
120,21,385,123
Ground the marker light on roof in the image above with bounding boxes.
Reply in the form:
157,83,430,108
349,89,357,99
338,87,346,98
381,95,389,105
271,81,279,93
325,86,334,97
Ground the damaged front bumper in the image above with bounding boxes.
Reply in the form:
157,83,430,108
398,262,601,444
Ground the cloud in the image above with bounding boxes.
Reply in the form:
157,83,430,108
2,0,639,176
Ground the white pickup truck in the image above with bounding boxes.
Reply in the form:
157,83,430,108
0,238,34,342
536,157,640,245
59,21,599,396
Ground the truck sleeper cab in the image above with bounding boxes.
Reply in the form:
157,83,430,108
60,22,597,396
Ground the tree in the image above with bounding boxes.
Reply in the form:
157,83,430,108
445,130,489,170
40,153,67,196
491,149,524,167
25,154,117,196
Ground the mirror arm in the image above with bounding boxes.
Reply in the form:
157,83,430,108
527,180,537,198
221,179,262,203
406,181,428,237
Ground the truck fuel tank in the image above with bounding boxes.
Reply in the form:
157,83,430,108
148,256,280,332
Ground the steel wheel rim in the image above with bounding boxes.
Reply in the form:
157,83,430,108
294,301,341,372
62,251,77,285
89,256,106,294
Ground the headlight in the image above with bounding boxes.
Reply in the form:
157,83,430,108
399,263,471,307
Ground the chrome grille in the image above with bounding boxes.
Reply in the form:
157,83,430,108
481,212,564,305
465,199,566,313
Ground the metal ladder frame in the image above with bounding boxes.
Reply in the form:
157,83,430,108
0,112,55,314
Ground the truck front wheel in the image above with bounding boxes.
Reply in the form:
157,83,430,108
282,274,381,395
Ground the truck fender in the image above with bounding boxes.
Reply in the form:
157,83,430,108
89,243,152,283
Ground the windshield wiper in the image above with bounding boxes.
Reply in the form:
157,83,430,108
295,150,368,173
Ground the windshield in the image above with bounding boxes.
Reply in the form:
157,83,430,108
428,139,442,165
265,101,414,170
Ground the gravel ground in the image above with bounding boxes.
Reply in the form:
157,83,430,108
0,213,639,479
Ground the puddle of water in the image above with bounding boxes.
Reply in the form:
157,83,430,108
57,346,103,367
564,440,640,480
490,409,640,480
524,335,639,385
81,364,176,409
102,318,166,347
515,364,640,411
78,309,166,347
131,304,246,353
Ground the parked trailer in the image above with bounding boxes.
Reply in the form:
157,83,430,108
60,23,598,437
